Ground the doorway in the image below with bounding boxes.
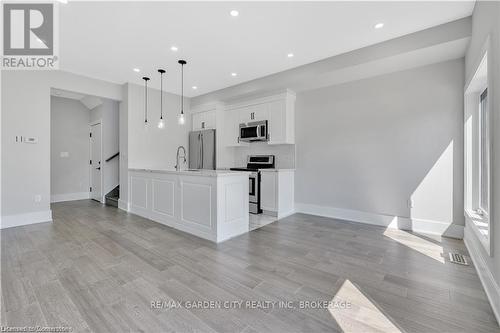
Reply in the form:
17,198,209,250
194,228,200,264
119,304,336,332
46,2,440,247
90,122,102,202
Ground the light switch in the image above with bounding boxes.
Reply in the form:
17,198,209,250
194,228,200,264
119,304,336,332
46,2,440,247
24,137,38,144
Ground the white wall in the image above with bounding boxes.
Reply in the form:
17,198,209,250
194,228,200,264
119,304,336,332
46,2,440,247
1,70,121,227
50,96,90,201
127,83,190,170
119,85,129,208
464,1,500,321
295,59,464,235
90,98,120,196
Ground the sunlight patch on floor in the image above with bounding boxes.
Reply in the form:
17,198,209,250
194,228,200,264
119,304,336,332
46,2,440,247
329,279,401,333
383,228,445,263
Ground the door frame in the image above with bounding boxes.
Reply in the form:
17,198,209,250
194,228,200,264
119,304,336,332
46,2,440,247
89,120,103,203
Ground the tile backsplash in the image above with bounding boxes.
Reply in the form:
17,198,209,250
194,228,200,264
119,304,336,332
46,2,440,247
233,143,295,168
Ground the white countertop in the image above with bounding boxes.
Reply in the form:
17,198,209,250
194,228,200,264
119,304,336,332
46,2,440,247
129,168,250,177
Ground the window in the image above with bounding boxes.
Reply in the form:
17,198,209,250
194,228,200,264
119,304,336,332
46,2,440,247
478,89,489,216
464,49,491,255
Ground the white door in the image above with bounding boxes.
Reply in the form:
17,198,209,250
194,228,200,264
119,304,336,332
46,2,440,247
90,123,102,201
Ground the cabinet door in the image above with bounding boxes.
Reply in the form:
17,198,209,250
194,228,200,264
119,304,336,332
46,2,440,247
238,104,268,123
268,99,286,144
252,103,269,121
261,172,277,212
192,112,203,131
203,110,216,129
224,110,243,147
239,105,254,123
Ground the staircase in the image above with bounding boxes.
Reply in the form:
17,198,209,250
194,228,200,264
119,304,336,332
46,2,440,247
105,185,119,207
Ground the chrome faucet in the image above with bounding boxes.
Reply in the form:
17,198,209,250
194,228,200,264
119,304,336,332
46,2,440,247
175,146,187,171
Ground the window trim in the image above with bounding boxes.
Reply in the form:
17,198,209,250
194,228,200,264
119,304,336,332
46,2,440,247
464,39,492,256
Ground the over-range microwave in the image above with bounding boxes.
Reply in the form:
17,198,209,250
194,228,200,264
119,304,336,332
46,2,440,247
239,120,268,142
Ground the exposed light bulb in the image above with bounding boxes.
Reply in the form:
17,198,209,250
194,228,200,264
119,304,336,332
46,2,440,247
178,113,185,125
158,118,165,129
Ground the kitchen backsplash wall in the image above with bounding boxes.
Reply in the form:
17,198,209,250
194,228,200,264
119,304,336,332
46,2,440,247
233,143,295,168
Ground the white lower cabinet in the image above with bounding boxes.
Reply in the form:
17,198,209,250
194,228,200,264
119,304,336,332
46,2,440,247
260,170,294,218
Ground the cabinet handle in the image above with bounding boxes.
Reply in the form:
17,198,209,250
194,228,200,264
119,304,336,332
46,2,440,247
237,137,240,143
201,121,205,129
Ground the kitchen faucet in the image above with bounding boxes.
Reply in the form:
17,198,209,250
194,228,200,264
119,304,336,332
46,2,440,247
175,146,187,171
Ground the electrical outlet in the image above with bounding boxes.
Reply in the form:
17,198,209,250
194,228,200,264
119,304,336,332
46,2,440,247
408,198,414,208
34,195,42,203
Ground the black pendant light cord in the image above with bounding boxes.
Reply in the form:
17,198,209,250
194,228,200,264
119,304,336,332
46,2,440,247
178,60,186,115
158,69,165,120
142,77,150,123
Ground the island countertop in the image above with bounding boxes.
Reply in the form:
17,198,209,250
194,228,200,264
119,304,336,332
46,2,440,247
128,168,251,177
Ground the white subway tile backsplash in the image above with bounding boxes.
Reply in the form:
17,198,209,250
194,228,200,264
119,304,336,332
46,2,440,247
234,143,295,168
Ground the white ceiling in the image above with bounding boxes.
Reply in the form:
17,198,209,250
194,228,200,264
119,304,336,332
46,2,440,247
59,1,474,97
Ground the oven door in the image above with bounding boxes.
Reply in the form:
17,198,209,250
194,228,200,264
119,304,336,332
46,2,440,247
249,173,258,203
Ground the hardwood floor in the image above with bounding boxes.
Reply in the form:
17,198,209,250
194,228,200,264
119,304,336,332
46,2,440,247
1,200,498,332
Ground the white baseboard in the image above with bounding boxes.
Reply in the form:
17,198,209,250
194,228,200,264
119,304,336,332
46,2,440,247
118,199,129,212
51,192,90,203
464,225,500,324
1,210,52,229
295,203,464,239
277,209,296,220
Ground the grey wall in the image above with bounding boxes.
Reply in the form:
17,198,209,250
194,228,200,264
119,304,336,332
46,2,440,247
295,59,464,227
1,70,121,221
464,0,500,297
50,96,90,198
90,98,120,196
127,83,190,170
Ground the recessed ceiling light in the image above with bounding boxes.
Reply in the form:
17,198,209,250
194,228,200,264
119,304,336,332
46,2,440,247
230,10,239,17
287,53,294,58
231,72,237,77
192,86,198,90
170,46,178,52
374,23,384,29
133,68,140,72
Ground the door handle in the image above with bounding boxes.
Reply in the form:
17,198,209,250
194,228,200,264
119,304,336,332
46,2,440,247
96,167,101,170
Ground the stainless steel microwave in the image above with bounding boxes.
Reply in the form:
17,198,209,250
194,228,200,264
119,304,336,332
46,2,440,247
239,120,268,142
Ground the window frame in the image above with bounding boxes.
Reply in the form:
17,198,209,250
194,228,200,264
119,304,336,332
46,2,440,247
464,41,492,256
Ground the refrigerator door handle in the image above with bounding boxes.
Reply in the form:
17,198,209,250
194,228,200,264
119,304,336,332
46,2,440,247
200,133,204,169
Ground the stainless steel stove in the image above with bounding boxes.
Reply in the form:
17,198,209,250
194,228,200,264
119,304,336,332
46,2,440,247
230,155,275,214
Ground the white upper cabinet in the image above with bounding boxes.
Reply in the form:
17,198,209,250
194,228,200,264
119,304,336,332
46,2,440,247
192,109,216,130
224,109,247,147
239,103,269,123
191,104,217,131
224,90,296,146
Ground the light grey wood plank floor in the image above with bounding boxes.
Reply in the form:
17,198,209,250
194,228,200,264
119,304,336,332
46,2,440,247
1,200,498,333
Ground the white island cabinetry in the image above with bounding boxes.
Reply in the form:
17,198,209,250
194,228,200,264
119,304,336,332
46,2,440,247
128,169,249,243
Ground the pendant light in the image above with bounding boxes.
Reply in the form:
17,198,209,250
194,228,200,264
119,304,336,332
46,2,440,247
157,69,166,129
142,76,150,128
177,60,186,125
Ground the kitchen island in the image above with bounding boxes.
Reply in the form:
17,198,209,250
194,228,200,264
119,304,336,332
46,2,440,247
128,168,249,242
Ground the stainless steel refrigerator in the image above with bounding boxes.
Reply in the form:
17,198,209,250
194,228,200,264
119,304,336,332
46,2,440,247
189,129,216,170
